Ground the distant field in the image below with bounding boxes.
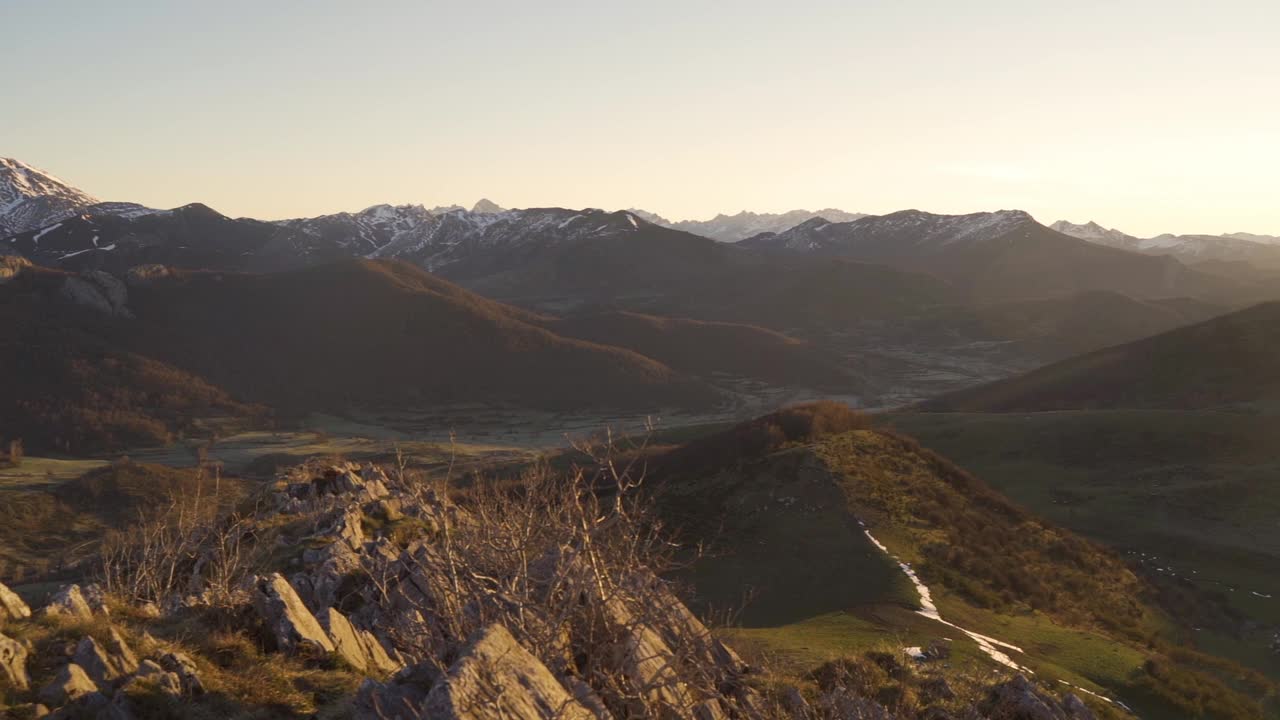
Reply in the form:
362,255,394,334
0,456,109,489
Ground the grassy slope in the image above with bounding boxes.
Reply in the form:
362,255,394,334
0,462,250,587
886,410,1280,676
650,406,1277,718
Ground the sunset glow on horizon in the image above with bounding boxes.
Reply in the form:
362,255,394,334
5,0,1278,236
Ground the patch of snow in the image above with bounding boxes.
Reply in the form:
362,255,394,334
859,521,1026,671
31,222,63,245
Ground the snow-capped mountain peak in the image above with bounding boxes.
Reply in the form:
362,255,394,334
626,207,868,242
0,158,98,208
0,158,102,237
740,208,1037,255
1049,220,1137,247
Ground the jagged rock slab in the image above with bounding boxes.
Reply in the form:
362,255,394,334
73,629,138,685
157,651,205,695
251,573,336,656
0,631,31,691
124,659,183,696
42,585,94,620
39,662,98,706
0,580,32,622
322,607,399,674
423,624,595,720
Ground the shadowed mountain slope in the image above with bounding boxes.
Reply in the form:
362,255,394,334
920,301,1280,412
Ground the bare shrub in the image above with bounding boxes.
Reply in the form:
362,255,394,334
361,428,759,718
97,467,276,607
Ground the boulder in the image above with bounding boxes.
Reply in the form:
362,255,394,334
1061,694,1096,720
73,629,138,685
355,675,430,720
423,624,595,720
980,675,1080,720
42,585,94,620
157,651,205,695
251,573,335,656
0,580,32,622
0,631,31,691
321,607,399,674
783,686,813,720
123,659,183,696
39,663,98,706
81,584,111,616
59,272,132,318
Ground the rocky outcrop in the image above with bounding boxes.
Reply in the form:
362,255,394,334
980,675,1096,720
0,631,30,691
41,585,95,620
72,629,138,685
124,659,183,696
39,663,98,706
157,651,205,696
251,573,336,656
280,462,391,509
354,664,437,720
59,270,132,317
354,625,603,720
322,607,399,674
0,580,32,622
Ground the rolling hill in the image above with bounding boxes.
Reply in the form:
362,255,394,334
114,259,724,414
645,404,1276,719
920,301,1280,412
0,259,728,455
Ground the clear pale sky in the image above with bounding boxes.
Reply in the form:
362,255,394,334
4,0,1278,235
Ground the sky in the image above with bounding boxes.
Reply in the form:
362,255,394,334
4,0,1279,236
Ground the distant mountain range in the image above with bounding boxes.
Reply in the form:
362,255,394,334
0,158,156,238
8,156,1280,407
629,208,867,242
1051,219,1280,270
741,209,1248,303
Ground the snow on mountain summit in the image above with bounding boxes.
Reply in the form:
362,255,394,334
1049,220,1136,246
744,208,1037,254
0,158,101,236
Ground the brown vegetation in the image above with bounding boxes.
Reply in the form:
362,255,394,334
120,260,721,415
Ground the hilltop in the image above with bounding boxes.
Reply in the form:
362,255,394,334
647,404,1277,718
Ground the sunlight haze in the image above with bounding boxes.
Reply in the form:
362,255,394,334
5,0,1278,235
